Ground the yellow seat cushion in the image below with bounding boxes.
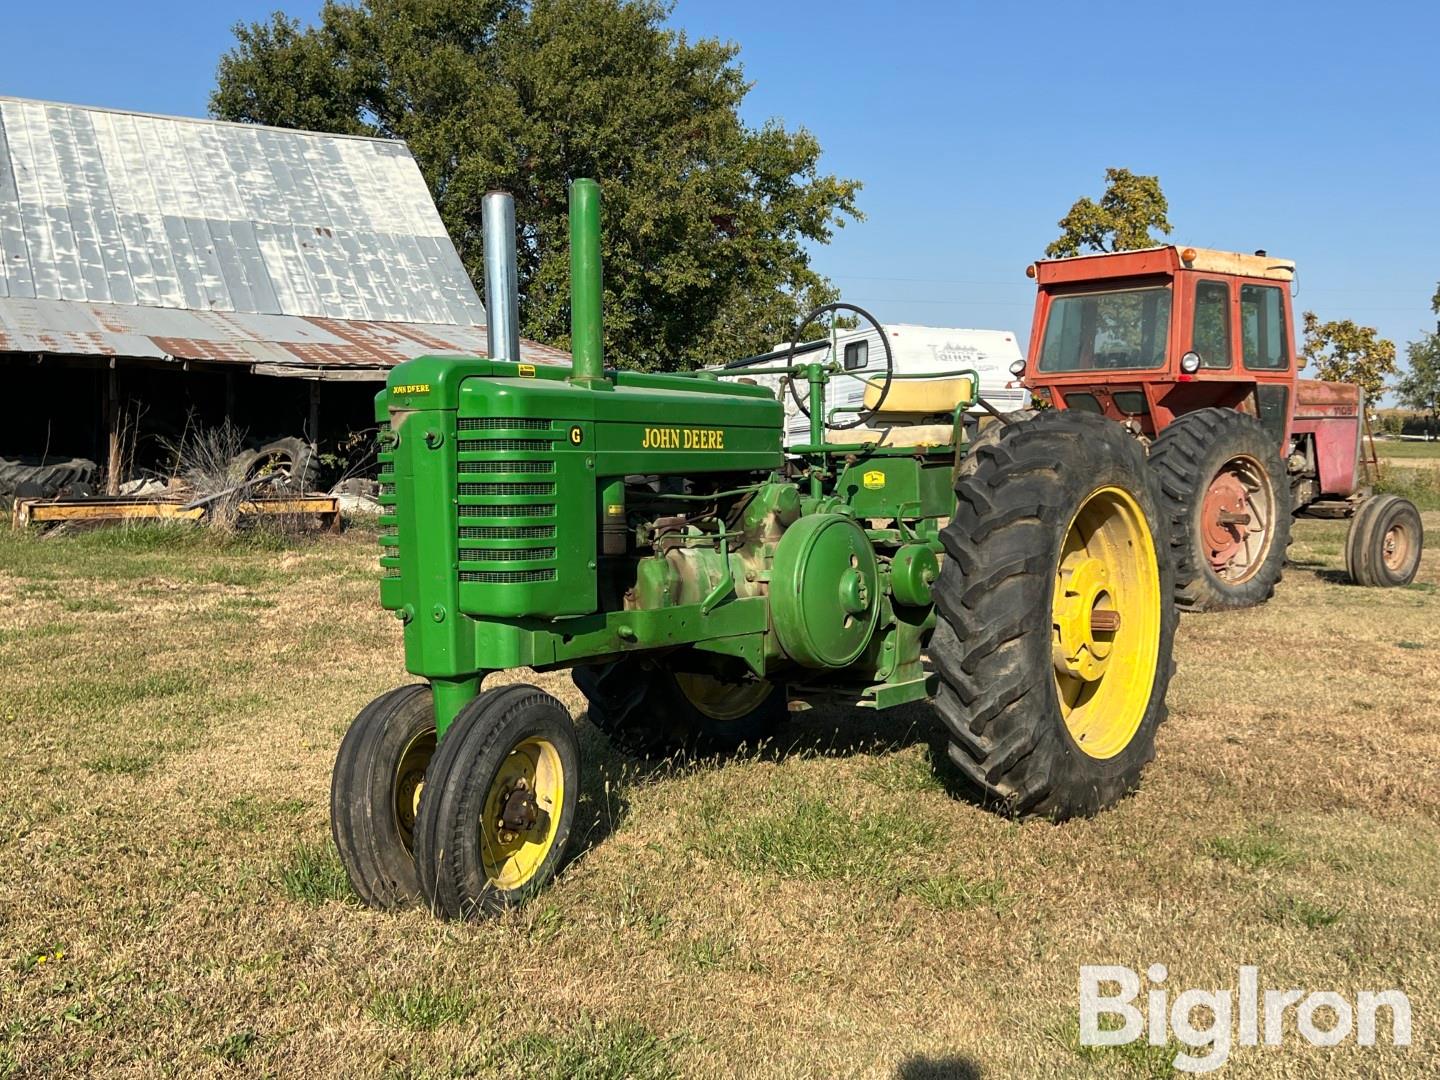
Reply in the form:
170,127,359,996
862,376,973,420
844,424,956,448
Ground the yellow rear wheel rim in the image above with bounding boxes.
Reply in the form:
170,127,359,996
481,737,564,891
1051,486,1162,760
674,672,772,722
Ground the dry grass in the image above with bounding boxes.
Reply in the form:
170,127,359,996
1,518,1437,1078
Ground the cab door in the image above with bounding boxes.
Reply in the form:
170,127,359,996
1238,281,1294,447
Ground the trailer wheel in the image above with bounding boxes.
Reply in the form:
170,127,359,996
1345,494,1423,587
413,685,579,920
330,684,436,909
573,660,784,759
931,410,1176,820
1147,408,1292,611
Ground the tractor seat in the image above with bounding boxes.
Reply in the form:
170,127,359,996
845,376,973,448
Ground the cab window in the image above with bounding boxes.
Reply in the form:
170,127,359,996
1038,286,1171,372
1241,284,1289,370
1193,280,1231,368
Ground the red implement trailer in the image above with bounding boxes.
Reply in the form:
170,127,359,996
1016,246,1423,610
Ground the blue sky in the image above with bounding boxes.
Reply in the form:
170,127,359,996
3,0,1437,377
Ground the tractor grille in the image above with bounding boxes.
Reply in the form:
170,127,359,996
376,421,399,582
458,481,556,497
457,460,554,474
457,417,554,431
454,417,563,599
460,568,557,584
458,503,556,519
458,525,556,540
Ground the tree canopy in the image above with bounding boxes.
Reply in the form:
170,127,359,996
211,0,861,370
1044,168,1171,258
1299,312,1397,411
1396,333,1440,423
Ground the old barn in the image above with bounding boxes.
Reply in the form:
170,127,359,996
0,96,564,494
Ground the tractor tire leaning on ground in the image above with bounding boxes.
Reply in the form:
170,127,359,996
931,410,1177,820
573,659,785,759
330,684,437,909
414,685,579,920
1345,494,1423,587
1146,408,1292,611
0,456,98,501
232,437,319,493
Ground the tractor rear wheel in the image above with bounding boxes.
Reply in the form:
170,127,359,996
573,659,784,759
1147,408,1291,611
1345,494,1423,587
413,685,578,919
330,684,436,909
931,410,1176,820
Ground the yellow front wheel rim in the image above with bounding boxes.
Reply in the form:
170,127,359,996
480,737,565,890
1051,486,1162,760
393,728,436,855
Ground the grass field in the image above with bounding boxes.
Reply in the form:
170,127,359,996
1375,441,1440,510
1,517,1437,1079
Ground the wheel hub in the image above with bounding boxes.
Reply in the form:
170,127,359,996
496,778,541,842
1052,553,1122,682
1202,471,1252,571
1382,524,1411,571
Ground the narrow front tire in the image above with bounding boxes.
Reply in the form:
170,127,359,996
330,684,436,909
413,686,579,920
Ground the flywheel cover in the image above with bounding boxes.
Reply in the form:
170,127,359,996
770,514,880,668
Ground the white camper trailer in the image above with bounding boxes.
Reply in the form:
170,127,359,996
731,323,1029,446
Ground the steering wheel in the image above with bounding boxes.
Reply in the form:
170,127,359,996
784,302,895,431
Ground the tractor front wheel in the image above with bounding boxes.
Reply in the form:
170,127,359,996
931,411,1177,820
1147,408,1292,611
413,685,579,919
330,684,436,909
573,659,784,759
1345,494,1423,587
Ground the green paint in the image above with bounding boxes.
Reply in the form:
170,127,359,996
376,178,979,736
568,178,607,389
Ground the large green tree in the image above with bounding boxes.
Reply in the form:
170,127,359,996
1045,167,1171,258
212,0,860,370
1299,311,1398,412
1396,334,1440,436
1395,282,1440,437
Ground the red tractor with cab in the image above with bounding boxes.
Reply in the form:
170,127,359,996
1015,245,1424,610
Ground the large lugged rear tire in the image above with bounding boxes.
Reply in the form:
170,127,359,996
1147,408,1291,611
573,659,784,759
1345,494,1423,587
931,411,1177,820
0,456,98,502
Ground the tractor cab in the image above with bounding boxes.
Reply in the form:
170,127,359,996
1016,244,1421,612
1020,246,1300,447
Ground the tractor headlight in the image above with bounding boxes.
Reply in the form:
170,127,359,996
1008,359,1026,377
1179,351,1201,374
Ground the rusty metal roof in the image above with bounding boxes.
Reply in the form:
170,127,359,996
0,296,570,378
0,97,569,377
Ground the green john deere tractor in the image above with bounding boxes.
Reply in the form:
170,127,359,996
332,179,1178,919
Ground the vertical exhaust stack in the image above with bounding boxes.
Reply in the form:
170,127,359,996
568,178,609,388
482,191,521,365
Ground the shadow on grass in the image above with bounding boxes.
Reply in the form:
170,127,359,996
572,695,975,815
1286,557,1352,585
896,1053,984,1079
